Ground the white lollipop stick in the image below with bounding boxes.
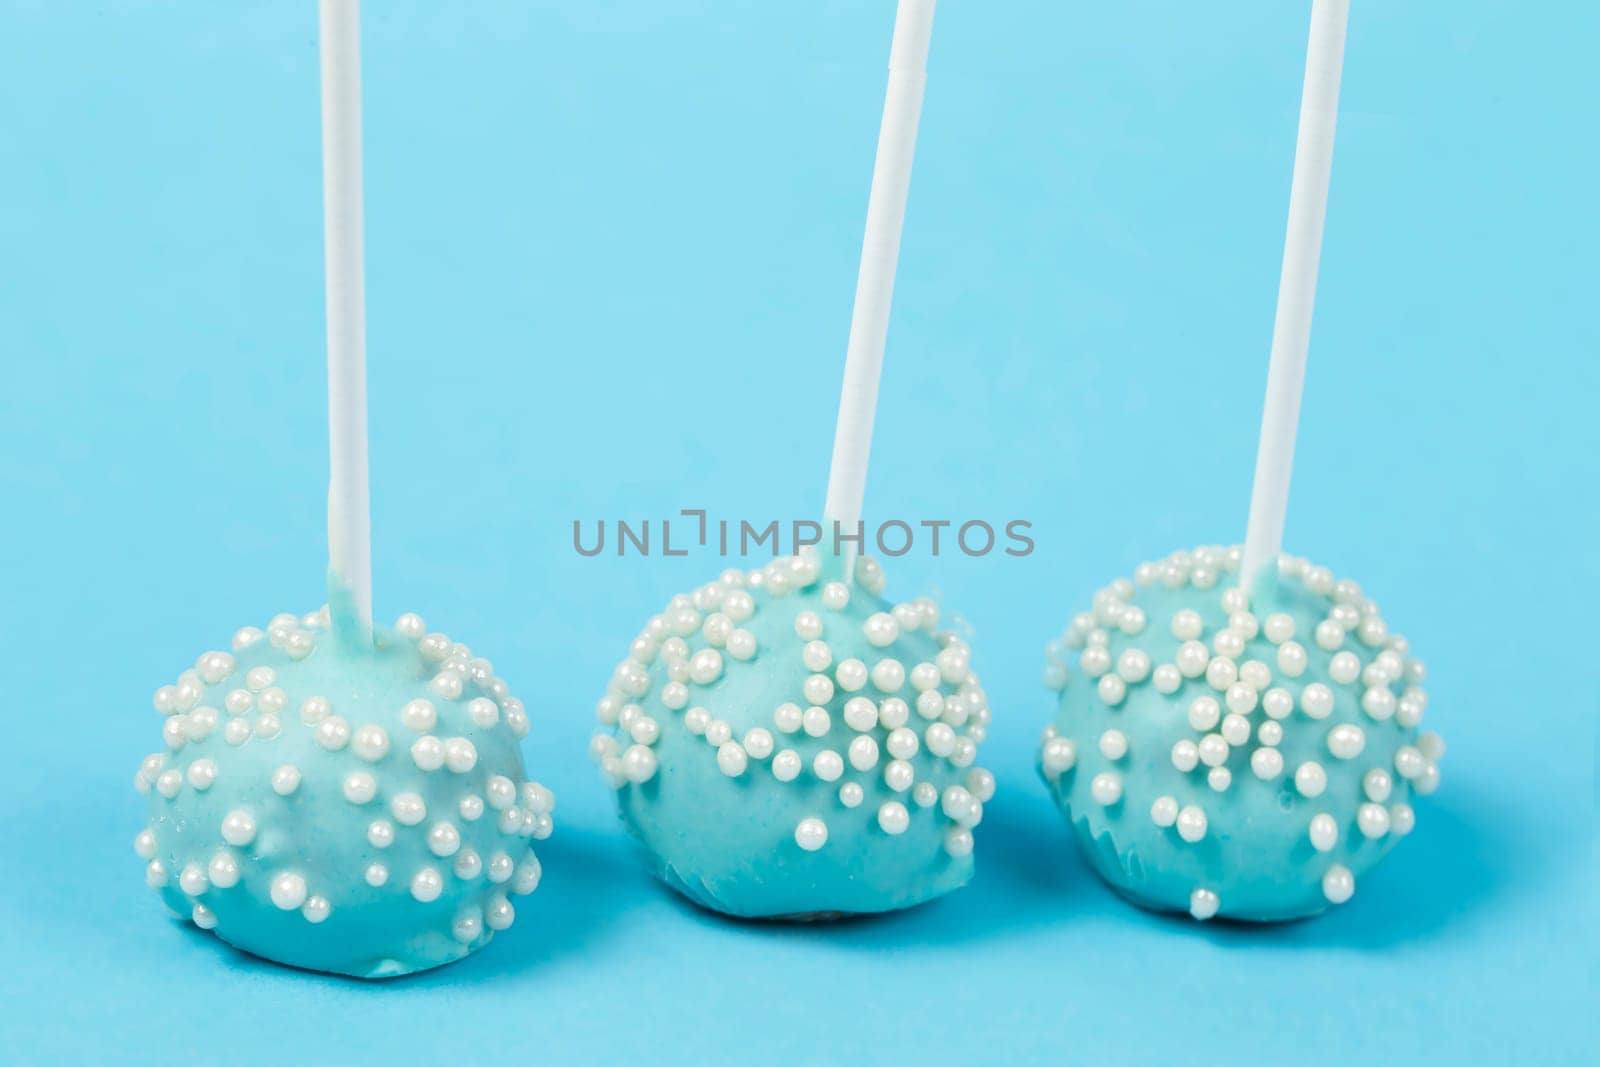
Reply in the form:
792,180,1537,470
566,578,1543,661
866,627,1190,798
319,0,373,644
1239,0,1350,590
823,0,937,577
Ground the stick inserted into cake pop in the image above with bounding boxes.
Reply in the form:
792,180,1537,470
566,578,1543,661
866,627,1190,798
1041,0,1443,925
320,0,373,646
592,0,995,921
131,0,553,977
823,0,937,578
1239,0,1349,590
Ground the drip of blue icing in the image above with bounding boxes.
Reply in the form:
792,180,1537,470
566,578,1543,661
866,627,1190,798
327,569,373,652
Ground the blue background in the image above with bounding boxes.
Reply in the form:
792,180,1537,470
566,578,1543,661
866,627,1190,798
0,1,1593,1063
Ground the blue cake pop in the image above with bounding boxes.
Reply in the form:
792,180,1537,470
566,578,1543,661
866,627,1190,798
133,607,553,977
1040,546,1442,922
590,553,994,918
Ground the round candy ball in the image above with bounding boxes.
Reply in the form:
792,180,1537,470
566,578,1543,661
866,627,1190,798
133,608,553,977
1039,546,1442,922
590,553,995,918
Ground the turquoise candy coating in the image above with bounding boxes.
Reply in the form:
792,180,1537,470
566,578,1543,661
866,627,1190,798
591,554,995,919
134,609,552,978
1040,547,1443,922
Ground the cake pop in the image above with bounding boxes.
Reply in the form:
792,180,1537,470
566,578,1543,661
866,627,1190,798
1039,0,1441,921
591,0,994,918
131,0,551,976
136,611,550,976
1041,547,1440,921
592,552,992,917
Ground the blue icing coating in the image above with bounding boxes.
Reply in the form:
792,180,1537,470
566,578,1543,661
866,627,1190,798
591,554,995,918
1039,546,1443,922
134,607,552,978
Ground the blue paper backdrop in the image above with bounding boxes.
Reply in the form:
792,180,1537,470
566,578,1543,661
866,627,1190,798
0,2,1593,1063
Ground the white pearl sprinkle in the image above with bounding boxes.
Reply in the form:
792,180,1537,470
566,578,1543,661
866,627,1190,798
622,744,658,783
1171,610,1204,640
208,852,240,888
1176,805,1207,843
314,716,351,751
467,697,500,728
803,674,835,706
427,821,462,857
688,649,724,685
1418,731,1445,761
1219,713,1249,746
1357,802,1391,839
185,758,217,791
1097,674,1127,706
444,737,478,774
395,699,435,734
835,658,868,692
864,613,899,648
772,750,802,782
1198,733,1229,768
1089,772,1123,806
1322,864,1355,904
1098,729,1128,760
367,819,395,848
883,759,915,792
795,817,828,851
876,801,910,834
1393,745,1426,779
270,872,307,910
1295,761,1329,797
411,735,445,772
1327,723,1366,760
178,863,208,896
1152,664,1181,694
843,696,879,733
220,809,256,846
1329,652,1361,685
716,741,748,777
1190,694,1222,735
871,658,906,692
1205,657,1237,691
773,702,803,733
1250,747,1285,780
1041,737,1077,777
1296,684,1333,721
411,866,444,903
1150,795,1179,827
391,792,427,826
350,724,389,762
